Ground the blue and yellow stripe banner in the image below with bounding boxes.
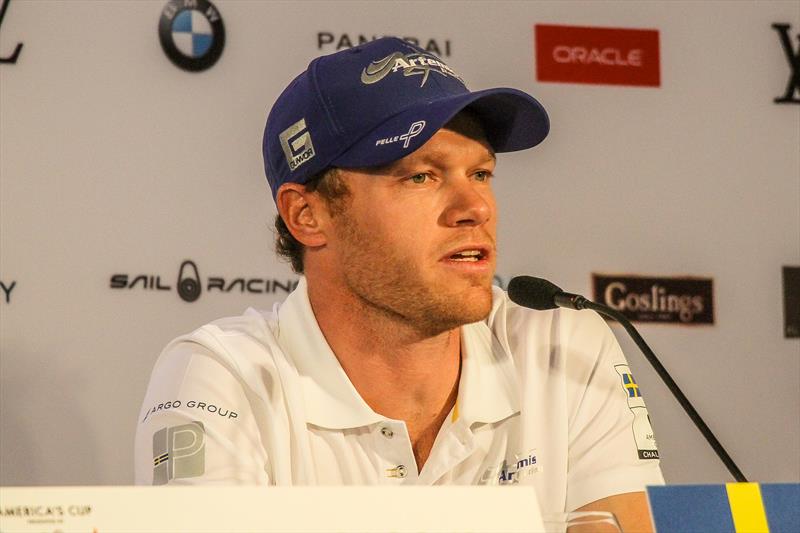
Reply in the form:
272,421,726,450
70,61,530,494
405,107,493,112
647,483,799,532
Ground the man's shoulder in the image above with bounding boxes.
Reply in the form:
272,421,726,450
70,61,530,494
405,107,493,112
487,285,610,342
168,306,278,349
486,286,608,333
153,305,286,380
136,306,288,485
198,307,277,341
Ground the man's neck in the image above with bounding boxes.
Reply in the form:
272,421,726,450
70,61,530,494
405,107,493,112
306,276,461,469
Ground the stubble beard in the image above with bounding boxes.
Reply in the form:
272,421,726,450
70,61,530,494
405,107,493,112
334,212,495,339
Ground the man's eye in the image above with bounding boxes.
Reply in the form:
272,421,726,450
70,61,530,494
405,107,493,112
409,173,429,184
474,171,493,182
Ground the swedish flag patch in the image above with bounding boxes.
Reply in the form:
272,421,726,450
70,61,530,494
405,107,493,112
622,373,641,397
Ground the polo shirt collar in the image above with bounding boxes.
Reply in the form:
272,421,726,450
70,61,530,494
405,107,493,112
457,315,521,425
276,277,520,430
277,277,383,429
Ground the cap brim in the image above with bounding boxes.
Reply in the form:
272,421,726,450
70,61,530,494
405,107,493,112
331,88,549,169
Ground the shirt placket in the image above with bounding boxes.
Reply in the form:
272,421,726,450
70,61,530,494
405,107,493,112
373,420,418,484
417,418,476,485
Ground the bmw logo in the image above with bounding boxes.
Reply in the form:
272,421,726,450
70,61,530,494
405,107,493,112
158,0,225,72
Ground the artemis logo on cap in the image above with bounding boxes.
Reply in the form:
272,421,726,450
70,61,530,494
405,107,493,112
279,118,316,171
360,51,463,87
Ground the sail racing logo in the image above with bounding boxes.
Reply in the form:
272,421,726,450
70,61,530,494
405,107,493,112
110,259,298,303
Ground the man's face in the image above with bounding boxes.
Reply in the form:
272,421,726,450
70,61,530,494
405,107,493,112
323,122,497,336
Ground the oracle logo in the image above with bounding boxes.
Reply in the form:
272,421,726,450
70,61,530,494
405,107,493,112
552,46,642,67
535,24,660,87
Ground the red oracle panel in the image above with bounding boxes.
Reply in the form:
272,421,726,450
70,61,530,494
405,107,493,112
535,24,661,87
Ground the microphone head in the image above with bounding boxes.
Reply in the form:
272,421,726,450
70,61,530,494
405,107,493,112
507,276,562,310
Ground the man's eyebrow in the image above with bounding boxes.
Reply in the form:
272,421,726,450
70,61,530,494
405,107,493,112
357,147,496,176
415,148,497,166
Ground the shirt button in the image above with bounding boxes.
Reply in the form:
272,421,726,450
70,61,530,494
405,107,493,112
380,427,394,439
386,465,407,478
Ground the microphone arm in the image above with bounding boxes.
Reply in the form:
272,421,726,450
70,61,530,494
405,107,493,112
561,291,747,482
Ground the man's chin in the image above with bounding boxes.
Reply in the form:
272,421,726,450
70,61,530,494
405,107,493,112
419,284,494,335
458,286,495,323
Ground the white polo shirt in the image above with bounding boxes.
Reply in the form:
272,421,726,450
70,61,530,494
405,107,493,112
135,278,663,513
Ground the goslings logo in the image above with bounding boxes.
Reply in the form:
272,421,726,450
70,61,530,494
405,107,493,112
772,23,800,104
375,120,426,148
0,279,16,304
592,274,714,325
158,0,225,72
361,52,463,87
110,259,299,303
318,32,452,57
279,118,316,171
0,0,22,64
535,24,660,87
152,421,205,485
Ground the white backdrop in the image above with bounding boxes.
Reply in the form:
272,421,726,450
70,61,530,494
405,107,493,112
1,0,798,487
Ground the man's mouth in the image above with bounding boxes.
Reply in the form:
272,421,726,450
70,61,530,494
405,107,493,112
442,245,492,265
448,249,485,262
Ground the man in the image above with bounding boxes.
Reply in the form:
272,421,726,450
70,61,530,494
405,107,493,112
135,37,663,530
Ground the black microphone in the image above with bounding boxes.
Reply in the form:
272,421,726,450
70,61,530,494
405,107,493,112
508,275,747,483
508,275,590,311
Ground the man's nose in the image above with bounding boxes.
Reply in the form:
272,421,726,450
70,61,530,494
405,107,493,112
441,179,493,227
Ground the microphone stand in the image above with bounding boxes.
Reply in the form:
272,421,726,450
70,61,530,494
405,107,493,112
556,293,748,482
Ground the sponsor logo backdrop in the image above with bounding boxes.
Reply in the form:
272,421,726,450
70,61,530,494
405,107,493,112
535,24,661,87
0,0,798,487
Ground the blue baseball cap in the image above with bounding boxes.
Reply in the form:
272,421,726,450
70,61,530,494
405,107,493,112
263,37,549,200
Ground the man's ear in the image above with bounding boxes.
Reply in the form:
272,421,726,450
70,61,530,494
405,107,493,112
275,183,328,248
